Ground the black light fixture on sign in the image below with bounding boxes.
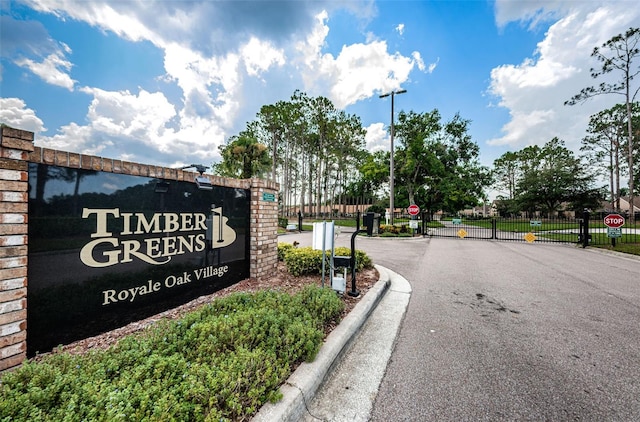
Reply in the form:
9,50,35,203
181,164,213,191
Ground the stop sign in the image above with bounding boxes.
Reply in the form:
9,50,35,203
604,213,625,228
407,204,420,216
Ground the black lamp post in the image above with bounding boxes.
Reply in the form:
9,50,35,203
379,89,406,226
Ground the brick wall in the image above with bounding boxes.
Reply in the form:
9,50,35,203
0,125,278,371
0,126,32,372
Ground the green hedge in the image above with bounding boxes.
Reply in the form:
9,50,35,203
0,286,344,422
278,244,372,277
277,242,296,261
379,224,412,235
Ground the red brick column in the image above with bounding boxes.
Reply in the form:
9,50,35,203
0,126,33,372
249,178,279,280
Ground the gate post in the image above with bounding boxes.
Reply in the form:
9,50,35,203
492,218,497,239
582,209,590,248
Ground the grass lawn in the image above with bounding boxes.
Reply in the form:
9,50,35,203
593,243,640,256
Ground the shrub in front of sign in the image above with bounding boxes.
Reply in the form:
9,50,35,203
334,247,372,271
379,224,415,237
379,224,399,234
283,246,321,276
277,242,297,261
281,245,372,276
0,286,344,422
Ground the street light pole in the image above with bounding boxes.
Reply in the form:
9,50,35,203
379,89,406,226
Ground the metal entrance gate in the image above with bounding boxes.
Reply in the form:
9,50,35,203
421,211,639,248
423,216,582,244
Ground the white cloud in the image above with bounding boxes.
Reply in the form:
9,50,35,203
162,42,242,129
31,87,178,159
395,23,405,36
494,0,568,29
412,51,426,72
8,2,287,164
296,10,330,69
41,122,98,154
1,13,76,90
487,109,555,147
428,57,439,74
8,2,428,167
241,37,286,77
82,86,231,162
15,52,76,90
20,0,278,125
82,87,176,142
487,2,640,151
23,0,158,44
331,41,414,107
22,0,324,55
297,12,424,108
0,97,46,133
35,86,229,164
365,122,389,153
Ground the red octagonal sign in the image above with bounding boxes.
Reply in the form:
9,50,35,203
604,213,625,228
408,204,420,216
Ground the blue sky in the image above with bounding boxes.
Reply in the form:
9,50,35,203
2,0,639,191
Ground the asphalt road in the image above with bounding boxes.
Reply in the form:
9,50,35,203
369,237,640,421
281,231,640,421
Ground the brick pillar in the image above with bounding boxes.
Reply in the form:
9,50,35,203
0,126,33,372
249,178,279,280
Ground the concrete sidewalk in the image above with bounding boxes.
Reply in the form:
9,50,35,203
252,265,411,422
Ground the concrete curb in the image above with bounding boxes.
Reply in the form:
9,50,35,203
252,266,392,422
582,246,640,262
